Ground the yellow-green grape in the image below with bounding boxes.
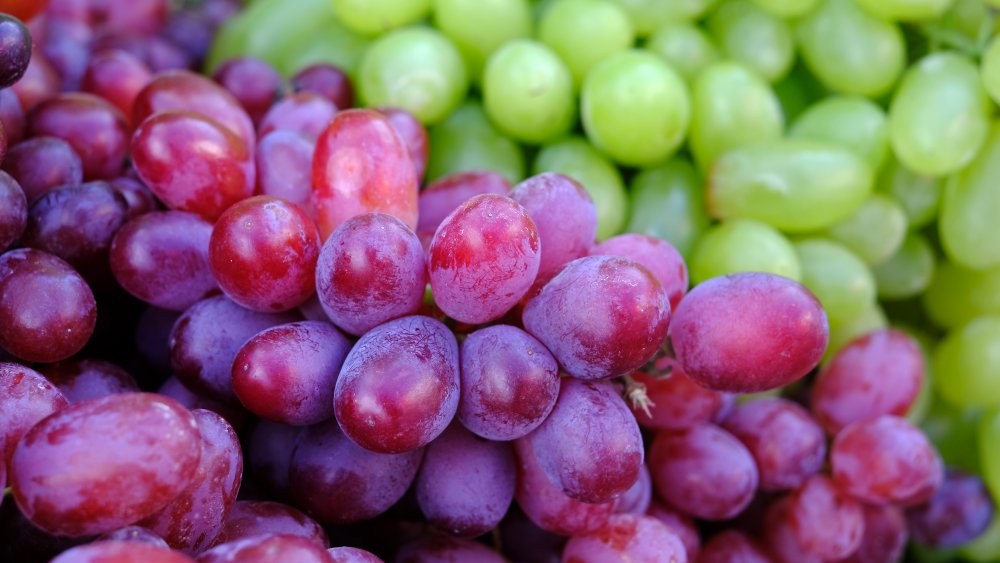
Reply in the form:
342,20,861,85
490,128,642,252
610,0,719,36
933,316,1000,408
854,0,955,20
795,238,877,329
825,301,887,360
482,40,575,144
708,139,874,233
938,0,994,41
707,0,795,83
625,160,709,258
690,219,801,284
826,194,907,266
359,27,468,124
962,515,1000,563
923,261,1000,330
940,124,1000,270
280,17,373,78
333,0,431,35
888,52,990,177
982,35,1000,106
874,233,936,300
751,0,820,18
580,50,689,166
796,0,906,98
689,61,784,171
538,0,634,88
432,0,532,80
875,154,944,230
789,95,889,172
533,137,627,241
646,23,720,84
425,101,525,184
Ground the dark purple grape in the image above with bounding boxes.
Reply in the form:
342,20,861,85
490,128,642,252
613,463,652,516
2,136,84,202
416,171,511,249
247,419,301,499
136,306,181,376
160,11,213,68
291,63,354,110
0,170,26,251
0,361,69,467
49,540,196,563
590,233,688,311
39,358,139,403
157,376,249,435
698,529,770,563
28,92,129,180
0,14,32,88
212,57,283,126
0,87,25,144
258,92,336,142
109,175,159,219
214,500,330,549
906,468,994,549
840,503,908,563
198,534,332,563
561,514,687,562
395,534,504,563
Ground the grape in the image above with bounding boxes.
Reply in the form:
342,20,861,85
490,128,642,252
789,95,889,172
907,469,994,549
334,315,459,453
328,546,383,562
424,101,525,184
707,0,794,82
669,272,828,393
99,526,170,547
751,0,818,17
646,22,720,84
625,160,709,258
395,534,504,563
812,329,924,434
876,154,943,230
215,501,329,549
0,1,47,23
0,171,26,252
311,109,419,240
28,93,129,180
290,63,354,111
378,107,429,182
581,49,689,166
795,238,877,328
831,415,944,505
523,255,670,380
590,233,688,311
278,10,373,79
40,359,139,404
211,57,283,126
689,219,801,285
416,423,515,536
333,0,430,35
840,503,908,563
11,393,202,537
359,27,467,124
0,361,69,467
698,529,770,563
199,534,333,563
763,497,823,563
482,39,575,144
983,35,1000,105
157,376,250,435
81,49,153,126
826,194,908,267
613,463,652,515
432,0,532,80
649,423,758,520
428,194,540,324
109,176,158,220
923,261,1000,330
630,365,727,431
289,419,422,524
418,171,512,248
610,0,717,35
458,325,560,441
0,15,31,88
562,514,687,562
11,50,59,112
49,541,196,563
247,420,301,499
940,124,1000,270
856,0,953,20
255,131,314,213
646,502,701,561
538,0,634,88
0,88,24,144
2,137,84,203
787,474,864,559
931,316,1000,408
924,398,981,476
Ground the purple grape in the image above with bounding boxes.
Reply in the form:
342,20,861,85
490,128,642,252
212,57,283,126
561,514,688,563
416,171,512,249
698,529,770,563
291,63,354,110
590,233,688,311
49,540,196,563
613,463,652,516
259,92,337,142
40,358,139,403
108,176,159,220
199,534,332,563
0,171,26,251
255,131,314,213
0,14,32,89
328,546,383,562
763,497,822,563
28,92,129,180
2,136,83,202
840,503,908,563
99,526,170,547
215,500,330,549
395,534,504,563
0,361,69,467
630,362,727,431
497,507,568,563
647,502,701,561
0,88,24,144
787,474,864,560
906,468,994,549
157,376,249,436
247,419,301,499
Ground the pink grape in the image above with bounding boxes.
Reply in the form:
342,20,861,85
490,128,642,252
0,361,69,467
590,233,688,311
214,500,330,549
416,170,511,249
561,514,688,563
787,474,864,559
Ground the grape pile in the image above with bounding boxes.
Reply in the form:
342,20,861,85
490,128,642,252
1,0,1000,562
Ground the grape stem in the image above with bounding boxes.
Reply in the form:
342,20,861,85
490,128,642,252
622,373,655,418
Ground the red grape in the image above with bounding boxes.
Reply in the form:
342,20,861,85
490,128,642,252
646,502,701,561
0,361,69,467
28,92,129,180
81,49,153,125
416,170,511,249
0,88,25,143
255,131,314,213
839,503,907,563
698,529,770,563
2,136,84,202
0,170,26,251
763,496,822,563
11,50,59,111
109,175,159,219
562,514,688,563
49,540,196,563
212,57,283,126
214,500,330,549
378,107,428,182
291,63,354,111
0,0,49,22
198,534,333,563
613,463,652,516
258,92,337,142
630,363,727,431
395,534,504,563
157,375,249,436
590,233,688,311
787,474,864,559
40,359,139,403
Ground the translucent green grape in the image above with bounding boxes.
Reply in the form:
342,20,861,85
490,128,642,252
854,0,954,20
888,51,990,177
580,50,689,166
875,154,944,230
280,17,373,78
933,316,1000,408
795,238,877,329
796,0,906,98
432,0,533,80
826,301,887,361
646,23,720,84
921,396,981,473
874,233,936,300
908,366,934,424
708,139,874,233
482,40,575,144
789,95,889,172
688,61,784,171
707,0,794,83
826,194,907,266
751,0,820,18
935,0,994,42
982,35,1000,105
425,101,525,184
333,0,431,35
538,0,634,88
940,124,1000,270
690,219,800,284
359,27,468,124
533,137,628,241
625,160,709,258
610,0,719,35
923,261,1000,330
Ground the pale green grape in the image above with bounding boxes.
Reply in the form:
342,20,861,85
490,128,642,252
789,95,889,171
708,139,874,233
538,0,634,88
855,0,954,20
888,52,990,177
425,101,525,184
333,0,431,35
826,194,907,266
923,261,1000,330
921,395,981,473
707,0,795,83
482,40,575,144
280,17,372,78
611,0,719,35
751,0,820,18
796,0,906,98
826,301,887,360
962,515,1000,563
795,238,877,328
646,23,720,84
688,61,784,171
533,137,628,241
937,0,994,41
690,219,801,284
933,316,1000,408
982,35,1000,106
580,50,689,166
432,0,532,80
940,124,1000,270
626,160,709,258
875,154,944,230
874,233,936,300
359,27,468,124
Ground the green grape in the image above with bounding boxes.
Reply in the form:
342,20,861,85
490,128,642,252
961,515,1000,563
610,0,719,36
280,16,372,78
874,233,936,300
854,0,954,20
908,366,934,424
707,0,795,83
825,301,887,360
981,408,1000,519
795,238,877,329
333,0,431,35
533,136,628,241
826,194,907,266
875,154,944,230
625,160,709,258
359,27,468,124
580,50,689,166
940,124,1000,270
982,35,1000,106
646,23,720,84
933,316,1000,408
789,95,889,172
751,0,820,18
923,261,1000,330
425,101,525,184
482,40,575,144
537,0,634,88
690,219,801,284
688,61,784,171
771,65,826,124
432,0,533,80
796,0,906,98
921,395,981,473
708,139,874,233
937,0,994,42
888,52,990,177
